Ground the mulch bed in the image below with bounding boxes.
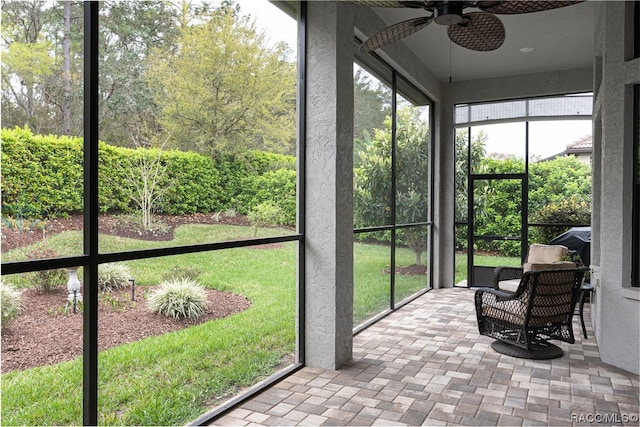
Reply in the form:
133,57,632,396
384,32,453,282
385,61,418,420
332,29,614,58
1,212,253,251
1,213,262,373
1,213,421,373
1,287,250,373
384,264,428,275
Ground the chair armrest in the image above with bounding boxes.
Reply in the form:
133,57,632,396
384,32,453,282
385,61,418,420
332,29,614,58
474,286,525,321
476,286,518,300
493,266,523,288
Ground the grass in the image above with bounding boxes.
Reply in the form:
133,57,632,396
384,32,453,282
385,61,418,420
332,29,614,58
454,251,521,284
353,242,428,325
2,222,517,425
1,224,297,426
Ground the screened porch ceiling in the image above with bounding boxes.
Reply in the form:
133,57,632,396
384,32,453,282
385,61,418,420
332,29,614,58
361,1,598,83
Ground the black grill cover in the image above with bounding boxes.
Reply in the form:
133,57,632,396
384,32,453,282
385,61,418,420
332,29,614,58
549,226,591,266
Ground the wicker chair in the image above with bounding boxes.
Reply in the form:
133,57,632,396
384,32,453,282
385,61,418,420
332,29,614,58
475,267,588,359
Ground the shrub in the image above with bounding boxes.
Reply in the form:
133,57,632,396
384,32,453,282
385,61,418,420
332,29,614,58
162,265,201,282
1,127,296,219
245,150,295,174
248,201,285,237
23,248,67,293
1,128,83,218
98,263,132,292
1,217,49,254
146,278,208,320
25,268,68,293
158,149,223,215
1,281,23,328
238,169,296,226
531,196,591,244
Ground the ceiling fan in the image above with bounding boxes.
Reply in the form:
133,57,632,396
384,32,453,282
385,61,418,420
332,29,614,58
343,1,584,52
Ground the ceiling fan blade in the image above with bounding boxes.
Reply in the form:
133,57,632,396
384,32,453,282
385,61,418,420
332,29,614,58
361,16,433,52
476,1,583,15
335,1,429,8
447,12,505,51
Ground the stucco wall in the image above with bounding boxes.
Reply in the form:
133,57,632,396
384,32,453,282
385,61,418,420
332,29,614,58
591,1,640,375
304,1,355,369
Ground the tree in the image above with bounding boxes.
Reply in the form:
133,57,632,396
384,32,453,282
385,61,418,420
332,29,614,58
146,7,296,155
61,1,72,136
1,1,86,136
1,1,56,133
530,195,591,244
1,1,182,144
97,0,181,147
454,129,487,222
354,106,430,265
354,67,391,144
127,137,173,231
528,155,591,212
454,134,591,255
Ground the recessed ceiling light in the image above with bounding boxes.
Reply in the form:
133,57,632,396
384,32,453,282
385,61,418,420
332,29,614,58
520,47,534,53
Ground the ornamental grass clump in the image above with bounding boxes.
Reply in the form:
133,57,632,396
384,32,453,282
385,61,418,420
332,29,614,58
23,249,67,293
98,263,132,292
147,278,208,320
1,281,23,328
162,265,200,282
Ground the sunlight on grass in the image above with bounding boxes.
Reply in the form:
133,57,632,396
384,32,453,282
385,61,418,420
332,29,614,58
395,249,429,305
354,241,390,325
1,223,294,263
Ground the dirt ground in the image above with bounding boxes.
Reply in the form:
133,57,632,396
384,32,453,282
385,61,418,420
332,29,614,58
1,212,252,252
1,212,422,373
1,213,254,373
1,287,251,372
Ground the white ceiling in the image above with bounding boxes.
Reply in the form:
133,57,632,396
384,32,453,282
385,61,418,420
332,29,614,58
364,1,599,82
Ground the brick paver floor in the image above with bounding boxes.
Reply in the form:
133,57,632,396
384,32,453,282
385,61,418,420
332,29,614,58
209,288,639,426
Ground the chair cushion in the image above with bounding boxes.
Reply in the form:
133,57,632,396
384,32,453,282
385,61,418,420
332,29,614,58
500,262,577,290
527,244,568,264
497,278,521,293
523,261,576,272
482,304,525,326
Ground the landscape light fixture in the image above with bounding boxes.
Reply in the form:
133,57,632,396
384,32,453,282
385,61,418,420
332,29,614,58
66,267,82,313
129,278,136,301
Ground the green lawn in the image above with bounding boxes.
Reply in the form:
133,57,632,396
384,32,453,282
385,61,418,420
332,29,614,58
354,242,428,325
2,223,515,425
455,252,521,284
2,224,297,426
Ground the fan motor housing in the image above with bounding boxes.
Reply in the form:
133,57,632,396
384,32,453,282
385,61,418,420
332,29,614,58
434,1,464,25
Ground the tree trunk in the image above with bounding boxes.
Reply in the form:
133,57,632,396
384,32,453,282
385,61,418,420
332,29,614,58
62,1,72,136
26,85,35,129
404,228,423,266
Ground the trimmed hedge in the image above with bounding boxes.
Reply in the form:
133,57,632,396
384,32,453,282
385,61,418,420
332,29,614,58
238,169,297,225
1,127,83,218
1,127,296,224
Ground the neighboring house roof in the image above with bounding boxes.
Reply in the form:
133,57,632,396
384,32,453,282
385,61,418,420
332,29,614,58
539,134,592,162
564,135,592,155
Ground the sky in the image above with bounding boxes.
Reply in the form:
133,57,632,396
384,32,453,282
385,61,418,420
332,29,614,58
473,120,592,159
233,0,297,49
218,1,593,158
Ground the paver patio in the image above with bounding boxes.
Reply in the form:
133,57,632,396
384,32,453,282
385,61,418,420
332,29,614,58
210,288,639,426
